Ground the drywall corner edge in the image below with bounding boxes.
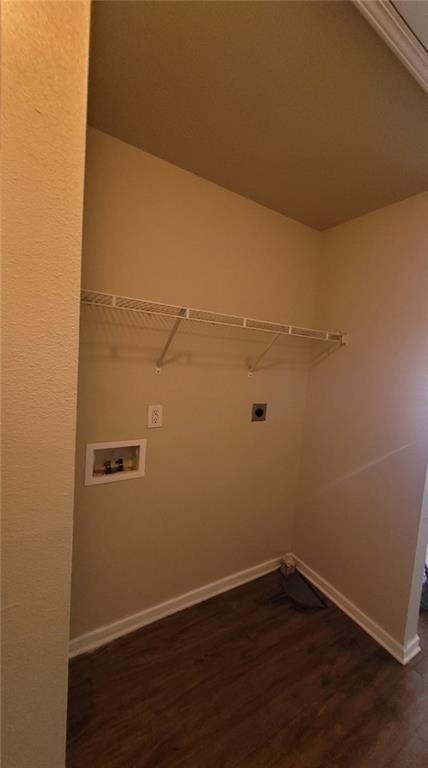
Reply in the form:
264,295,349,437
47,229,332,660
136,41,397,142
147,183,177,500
288,553,421,665
69,557,281,657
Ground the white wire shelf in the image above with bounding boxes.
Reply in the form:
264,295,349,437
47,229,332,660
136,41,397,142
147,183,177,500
81,289,348,373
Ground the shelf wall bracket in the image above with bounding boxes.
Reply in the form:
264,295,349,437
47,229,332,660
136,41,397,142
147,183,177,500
155,309,187,372
248,332,282,375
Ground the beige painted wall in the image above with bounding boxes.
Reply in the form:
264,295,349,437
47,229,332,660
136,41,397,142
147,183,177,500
294,193,428,644
72,129,427,655
1,2,89,766
70,127,321,637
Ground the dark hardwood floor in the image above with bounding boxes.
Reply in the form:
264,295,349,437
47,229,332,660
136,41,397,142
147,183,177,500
67,572,428,767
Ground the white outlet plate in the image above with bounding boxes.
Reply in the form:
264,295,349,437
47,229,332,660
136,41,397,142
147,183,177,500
148,404,163,428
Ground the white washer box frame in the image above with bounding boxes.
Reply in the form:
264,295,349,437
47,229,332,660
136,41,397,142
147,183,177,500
85,439,147,486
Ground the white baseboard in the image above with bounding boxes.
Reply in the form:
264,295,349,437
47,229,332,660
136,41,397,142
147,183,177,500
69,557,281,658
289,553,421,665
70,552,421,665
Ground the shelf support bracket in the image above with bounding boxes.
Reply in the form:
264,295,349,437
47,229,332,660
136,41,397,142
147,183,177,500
155,309,186,372
248,333,282,375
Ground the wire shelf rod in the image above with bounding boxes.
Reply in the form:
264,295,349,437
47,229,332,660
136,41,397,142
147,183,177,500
81,289,348,371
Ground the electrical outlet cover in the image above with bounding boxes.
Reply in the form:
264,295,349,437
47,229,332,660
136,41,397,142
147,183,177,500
148,404,163,428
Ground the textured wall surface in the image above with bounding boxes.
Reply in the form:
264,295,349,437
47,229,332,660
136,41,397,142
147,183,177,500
295,193,428,643
1,2,89,765
70,127,321,638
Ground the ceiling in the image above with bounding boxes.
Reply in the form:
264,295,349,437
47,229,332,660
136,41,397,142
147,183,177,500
88,1,428,230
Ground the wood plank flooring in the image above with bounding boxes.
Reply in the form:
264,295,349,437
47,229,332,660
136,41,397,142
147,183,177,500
67,571,428,767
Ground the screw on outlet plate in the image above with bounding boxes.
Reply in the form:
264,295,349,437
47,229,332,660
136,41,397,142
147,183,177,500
252,403,267,422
